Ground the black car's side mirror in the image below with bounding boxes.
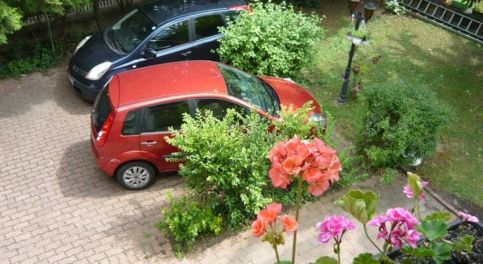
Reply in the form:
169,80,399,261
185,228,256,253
142,48,157,60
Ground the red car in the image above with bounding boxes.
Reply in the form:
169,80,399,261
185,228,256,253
91,61,325,190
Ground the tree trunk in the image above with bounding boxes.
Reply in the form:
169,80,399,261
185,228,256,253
92,0,101,31
45,13,55,55
117,0,133,14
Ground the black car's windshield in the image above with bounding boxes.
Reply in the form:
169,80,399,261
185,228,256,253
109,9,157,53
218,64,279,115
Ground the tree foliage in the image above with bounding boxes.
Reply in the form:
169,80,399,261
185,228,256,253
0,1,22,45
0,0,89,45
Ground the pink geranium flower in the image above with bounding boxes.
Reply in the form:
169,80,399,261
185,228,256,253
368,208,420,249
403,181,429,200
458,211,479,223
316,215,356,243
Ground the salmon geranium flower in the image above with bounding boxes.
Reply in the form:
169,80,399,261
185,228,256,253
282,215,298,232
258,203,282,224
267,136,341,197
251,219,266,237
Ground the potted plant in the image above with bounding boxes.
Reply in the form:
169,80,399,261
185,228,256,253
346,29,367,45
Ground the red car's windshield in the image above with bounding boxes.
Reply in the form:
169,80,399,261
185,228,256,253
218,64,279,115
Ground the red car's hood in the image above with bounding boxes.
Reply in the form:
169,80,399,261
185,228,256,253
260,76,321,114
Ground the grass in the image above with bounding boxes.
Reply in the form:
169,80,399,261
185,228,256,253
301,3,483,206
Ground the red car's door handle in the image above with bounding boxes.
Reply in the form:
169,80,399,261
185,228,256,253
141,141,157,146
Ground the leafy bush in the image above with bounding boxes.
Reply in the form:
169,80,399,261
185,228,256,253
255,0,320,8
218,1,324,77
0,41,63,79
384,0,407,15
358,83,450,168
379,168,399,185
166,110,274,228
273,102,328,140
156,196,223,257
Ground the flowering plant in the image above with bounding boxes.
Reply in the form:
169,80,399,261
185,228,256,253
253,135,480,264
253,136,341,264
316,215,355,263
368,208,420,249
251,203,298,262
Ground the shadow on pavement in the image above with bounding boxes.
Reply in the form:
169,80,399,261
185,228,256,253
57,139,183,198
53,66,92,115
0,66,91,119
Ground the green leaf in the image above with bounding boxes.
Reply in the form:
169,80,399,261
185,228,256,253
424,211,452,222
401,246,434,257
430,242,452,264
417,220,448,241
352,253,378,264
311,256,338,264
453,235,474,253
407,172,423,200
279,261,293,264
335,189,378,224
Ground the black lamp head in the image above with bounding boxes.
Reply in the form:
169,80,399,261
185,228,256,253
348,0,360,14
363,2,377,21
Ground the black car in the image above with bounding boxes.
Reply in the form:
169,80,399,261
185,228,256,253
68,0,248,102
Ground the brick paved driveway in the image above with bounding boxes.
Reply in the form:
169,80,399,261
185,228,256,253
0,67,450,264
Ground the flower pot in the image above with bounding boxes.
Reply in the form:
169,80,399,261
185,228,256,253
352,65,361,74
383,220,483,263
403,152,423,166
352,37,363,45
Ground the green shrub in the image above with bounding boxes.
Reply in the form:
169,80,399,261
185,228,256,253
0,42,63,79
273,102,327,140
218,1,324,77
384,0,407,15
255,0,320,8
166,110,274,228
379,168,399,185
358,83,450,168
156,196,223,257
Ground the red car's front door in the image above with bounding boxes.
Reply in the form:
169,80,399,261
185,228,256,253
139,100,191,172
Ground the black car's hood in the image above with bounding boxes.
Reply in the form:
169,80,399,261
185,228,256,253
72,32,123,72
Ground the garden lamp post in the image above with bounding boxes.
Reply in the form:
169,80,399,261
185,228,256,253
338,0,377,103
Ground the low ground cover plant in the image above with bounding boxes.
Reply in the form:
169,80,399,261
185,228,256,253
0,41,63,78
357,83,450,168
218,0,324,77
156,196,223,256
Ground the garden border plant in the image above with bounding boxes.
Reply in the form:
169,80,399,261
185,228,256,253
357,82,450,169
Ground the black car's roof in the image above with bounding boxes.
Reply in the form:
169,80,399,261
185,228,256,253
141,0,246,25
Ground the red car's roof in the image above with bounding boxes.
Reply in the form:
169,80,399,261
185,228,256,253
113,61,228,107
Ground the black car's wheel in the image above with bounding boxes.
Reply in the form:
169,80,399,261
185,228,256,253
116,161,156,190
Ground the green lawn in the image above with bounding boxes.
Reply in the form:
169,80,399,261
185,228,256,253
303,3,483,206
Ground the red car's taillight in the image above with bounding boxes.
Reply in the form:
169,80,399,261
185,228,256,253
96,112,114,146
229,4,251,11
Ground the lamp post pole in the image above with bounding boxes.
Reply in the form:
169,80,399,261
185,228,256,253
338,13,363,103
338,1,376,104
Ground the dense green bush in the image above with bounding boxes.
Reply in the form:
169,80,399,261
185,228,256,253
358,83,450,168
0,42,63,79
156,196,223,257
166,110,274,228
218,1,323,77
384,0,407,15
254,0,320,8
